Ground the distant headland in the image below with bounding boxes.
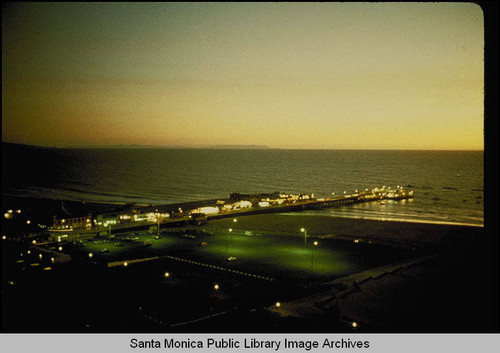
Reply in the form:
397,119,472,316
2,142,272,150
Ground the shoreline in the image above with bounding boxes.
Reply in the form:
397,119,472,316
2,194,483,230
282,212,484,228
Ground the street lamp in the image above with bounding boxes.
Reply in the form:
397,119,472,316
300,228,307,247
227,228,232,253
214,284,220,298
311,241,318,268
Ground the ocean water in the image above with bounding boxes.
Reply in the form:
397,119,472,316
2,145,484,226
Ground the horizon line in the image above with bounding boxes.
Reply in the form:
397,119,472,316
2,141,485,152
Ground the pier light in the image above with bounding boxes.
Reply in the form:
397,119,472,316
27,250,31,254
352,322,358,328
214,284,219,290
88,253,93,258
16,209,21,214
164,272,170,278
123,262,128,267
26,220,31,225
275,302,281,308
2,235,6,240
32,240,36,244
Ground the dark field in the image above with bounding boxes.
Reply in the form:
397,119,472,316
2,224,414,332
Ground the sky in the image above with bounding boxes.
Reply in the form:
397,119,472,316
2,2,484,150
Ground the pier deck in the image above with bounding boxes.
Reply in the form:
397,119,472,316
46,188,413,240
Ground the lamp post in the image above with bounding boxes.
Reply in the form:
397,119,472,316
311,241,318,268
300,228,307,247
227,228,232,254
214,284,219,299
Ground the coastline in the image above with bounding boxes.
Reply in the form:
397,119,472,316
2,194,484,230
285,213,484,228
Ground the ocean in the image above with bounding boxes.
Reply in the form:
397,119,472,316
2,145,484,227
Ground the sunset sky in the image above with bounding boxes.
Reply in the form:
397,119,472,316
2,2,484,150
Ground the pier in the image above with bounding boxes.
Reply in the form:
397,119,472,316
207,188,413,221
47,186,414,240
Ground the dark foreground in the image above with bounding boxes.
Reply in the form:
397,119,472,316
1,197,498,333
